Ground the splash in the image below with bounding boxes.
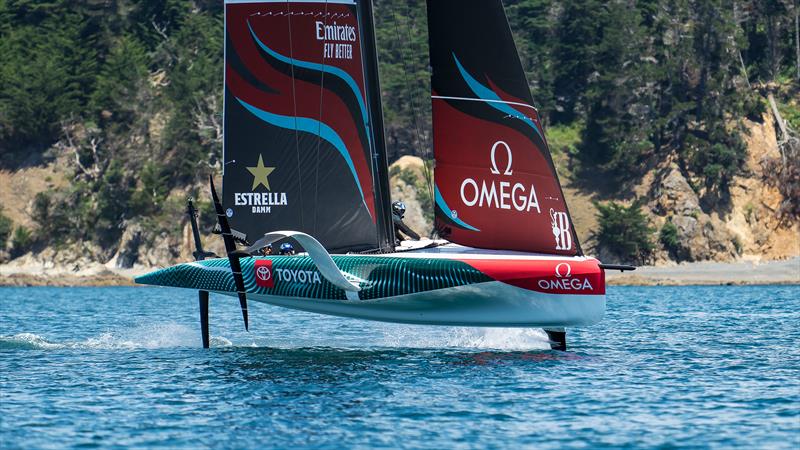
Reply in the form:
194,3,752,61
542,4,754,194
449,327,552,350
0,332,64,350
2,323,549,352
0,323,233,350
378,326,551,351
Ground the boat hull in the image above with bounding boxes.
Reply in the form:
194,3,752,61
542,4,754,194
135,249,606,327
212,281,604,327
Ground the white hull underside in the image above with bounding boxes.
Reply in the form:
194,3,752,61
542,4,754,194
213,280,605,327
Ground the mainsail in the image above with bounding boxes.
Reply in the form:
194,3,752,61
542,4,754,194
223,0,393,253
427,0,581,256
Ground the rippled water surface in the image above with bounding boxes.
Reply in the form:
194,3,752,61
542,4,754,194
1,285,798,448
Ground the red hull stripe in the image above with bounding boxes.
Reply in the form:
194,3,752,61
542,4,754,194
459,258,605,295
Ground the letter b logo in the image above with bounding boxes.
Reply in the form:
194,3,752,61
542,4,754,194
550,209,572,251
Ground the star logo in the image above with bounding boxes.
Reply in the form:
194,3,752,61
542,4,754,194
246,154,275,191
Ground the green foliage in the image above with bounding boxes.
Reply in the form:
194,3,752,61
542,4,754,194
374,0,431,160
0,3,97,155
2,1,224,251
732,235,743,255
397,168,418,187
195,199,217,233
505,0,556,113
417,189,434,226
686,138,747,193
778,100,800,131
162,11,224,181
392,165,434,226
659,220,681,258
0,207,12,247
30,158,138,249
545,122,583,157
139,196,186,239
130,162,171,215
1,0,798,255
743,202,756,223
550,0,604,123
94,160,135,247
578,0,654,180
129,0,193,51
592,200,655,264
742,0,795,82
32,191,73,242
659,220,679,248
90,35,148,125
544,122,583,178
10,225,31,256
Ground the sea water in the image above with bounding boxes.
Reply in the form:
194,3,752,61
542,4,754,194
1,285,798,449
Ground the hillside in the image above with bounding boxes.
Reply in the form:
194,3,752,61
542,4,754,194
389,111,799,264
1,0,798,273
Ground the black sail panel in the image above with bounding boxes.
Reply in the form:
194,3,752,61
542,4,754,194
223,0,391,253
427,0,582,256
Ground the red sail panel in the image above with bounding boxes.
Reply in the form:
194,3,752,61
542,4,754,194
223,0,383,253
427,0,580,256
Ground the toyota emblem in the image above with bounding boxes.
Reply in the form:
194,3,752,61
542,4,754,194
256,266,271,281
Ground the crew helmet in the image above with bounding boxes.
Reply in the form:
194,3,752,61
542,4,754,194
392,201,406,218
279,242,295,255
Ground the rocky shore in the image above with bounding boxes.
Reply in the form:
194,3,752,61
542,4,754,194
605,257,800,286
2,257,797,287
0,261,148,287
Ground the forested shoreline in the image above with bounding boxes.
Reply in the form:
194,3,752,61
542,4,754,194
0,0,798,266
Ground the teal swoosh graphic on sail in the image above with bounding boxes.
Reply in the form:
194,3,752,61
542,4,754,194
452,54,543,141
247,21,371,146
236,97,367,210
434,184,480,231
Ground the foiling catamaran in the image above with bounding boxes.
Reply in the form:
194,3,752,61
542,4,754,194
136,0,634,350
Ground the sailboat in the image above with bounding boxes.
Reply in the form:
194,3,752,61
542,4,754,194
135,0,633,350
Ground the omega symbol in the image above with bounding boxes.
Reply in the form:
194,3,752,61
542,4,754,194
490,141,513,176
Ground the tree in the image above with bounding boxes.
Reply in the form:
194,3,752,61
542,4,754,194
0,207,12,248
374,0,431,160
551,0,604,123
162,12,224,182
592,200,655,264
90,35,148,126
579,0,654,181
659,219,683,260
0,2,97,160
506,0,557,118
681,1,750,196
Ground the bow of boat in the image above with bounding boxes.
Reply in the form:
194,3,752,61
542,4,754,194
135,259,235,292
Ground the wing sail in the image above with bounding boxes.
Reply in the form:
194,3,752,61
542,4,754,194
223,0,392,253
427,0,581,256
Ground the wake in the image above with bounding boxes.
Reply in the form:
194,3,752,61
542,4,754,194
0,323,232,350
1,322,551,352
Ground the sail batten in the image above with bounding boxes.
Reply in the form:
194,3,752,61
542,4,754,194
427,0,581,256
431,95,537,111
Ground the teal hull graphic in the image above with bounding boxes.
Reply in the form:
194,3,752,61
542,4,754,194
136,256,492,301
135,255,605,327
